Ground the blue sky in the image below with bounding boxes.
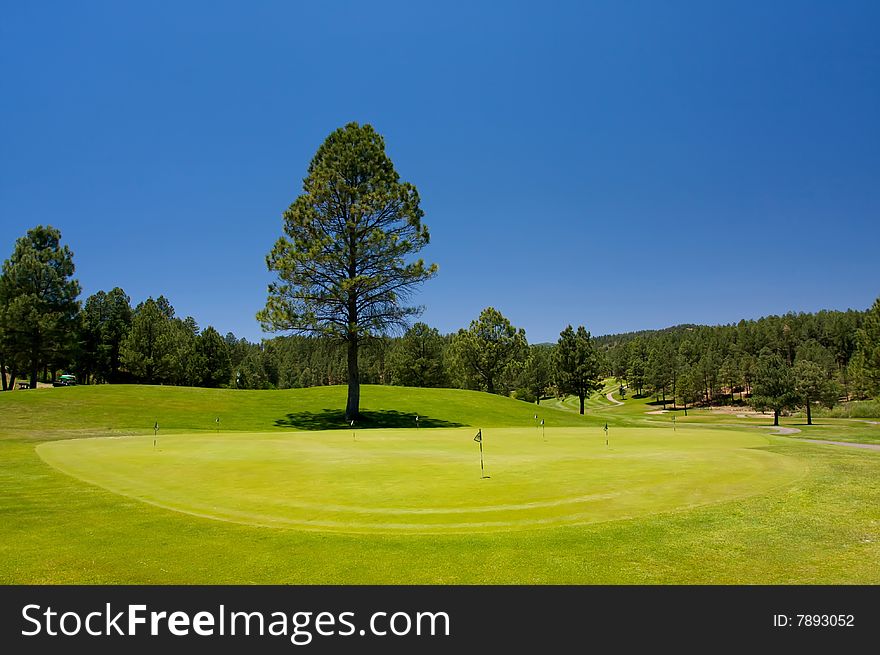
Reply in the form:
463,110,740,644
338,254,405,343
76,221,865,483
2,1,878,343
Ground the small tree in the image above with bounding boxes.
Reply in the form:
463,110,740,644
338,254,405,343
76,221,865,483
258,123,436,420
646,343,671,408
166,317,201,386
750,352,798,426
79,287,132,383
719,356,739,403
198,326,232,388
626,338,647,396
0,226,80,388
677,366,702,416
450,307,527,394
793,359,840,425
388,322,447,388
856,296,880,397
519,344,554,403
120,297,174,383
554,325,603,414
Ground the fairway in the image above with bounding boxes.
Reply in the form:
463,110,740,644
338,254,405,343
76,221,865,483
36,427,805,534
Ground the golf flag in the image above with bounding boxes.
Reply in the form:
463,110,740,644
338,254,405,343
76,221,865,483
604,422,608,433
351,420,355,427
474,429,482,443
154,421,159,432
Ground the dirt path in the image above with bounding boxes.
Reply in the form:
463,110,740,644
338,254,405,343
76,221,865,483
605,392,624,406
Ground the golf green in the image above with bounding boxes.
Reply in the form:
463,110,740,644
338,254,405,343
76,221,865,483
37,427,806,534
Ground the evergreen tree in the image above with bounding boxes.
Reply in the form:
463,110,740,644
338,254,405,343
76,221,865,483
676,365,703,416
388,322,447,388
719,356,739,403
793,359,840,425
554,325,603,414
519,344,554,403
197,326,232,388
856,297,880,397
0,225,81,388
750,352,798,426
646,343,672,408
78,287,132,383
450,307,527,394
120,297,174,383
258,122,437,420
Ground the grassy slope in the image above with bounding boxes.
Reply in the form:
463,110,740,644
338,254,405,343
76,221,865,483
0,384,597,440
1,382,879,584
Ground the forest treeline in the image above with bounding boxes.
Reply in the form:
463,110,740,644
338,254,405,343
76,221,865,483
2,226,879,419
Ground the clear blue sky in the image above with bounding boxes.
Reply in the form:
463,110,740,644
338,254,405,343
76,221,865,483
2,1,878,343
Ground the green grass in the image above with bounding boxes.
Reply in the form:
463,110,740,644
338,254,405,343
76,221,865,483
36,427,804,533
2,382,879,584
0,384,596,440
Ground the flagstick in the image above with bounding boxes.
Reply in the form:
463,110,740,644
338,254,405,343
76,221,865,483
474,428,488,479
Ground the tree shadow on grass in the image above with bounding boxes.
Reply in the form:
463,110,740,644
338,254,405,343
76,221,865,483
274,409,464,430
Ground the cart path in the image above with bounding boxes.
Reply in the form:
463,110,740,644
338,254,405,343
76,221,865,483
793,438,880,451
605,392,624,406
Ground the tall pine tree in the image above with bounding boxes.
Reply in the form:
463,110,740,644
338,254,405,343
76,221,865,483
258,123,436,420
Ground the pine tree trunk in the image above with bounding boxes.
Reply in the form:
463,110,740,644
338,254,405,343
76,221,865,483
579,394,585,415
773,409,779,426
30,354,38,389
0,355,6,391
346,337,360,421
806,401,812,426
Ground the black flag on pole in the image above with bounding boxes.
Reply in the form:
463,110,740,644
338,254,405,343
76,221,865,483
474,429,488,478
